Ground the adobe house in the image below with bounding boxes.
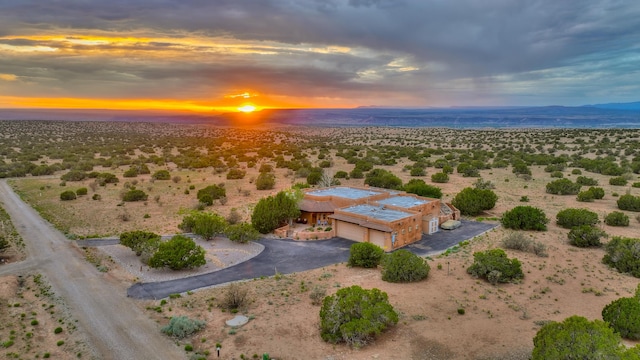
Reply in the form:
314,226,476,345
298,186,460,251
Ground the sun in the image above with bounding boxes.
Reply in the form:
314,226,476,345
237,105,256,113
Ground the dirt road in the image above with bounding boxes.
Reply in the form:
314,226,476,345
0,180,184,360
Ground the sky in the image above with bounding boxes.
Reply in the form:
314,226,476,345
0,0,639,112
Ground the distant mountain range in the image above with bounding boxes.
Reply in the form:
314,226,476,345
1,102,639,128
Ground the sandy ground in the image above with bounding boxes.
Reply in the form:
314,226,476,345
3,126,640,359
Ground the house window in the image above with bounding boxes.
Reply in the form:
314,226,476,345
415,225,419,231
401,229,405,235
408,226,412,232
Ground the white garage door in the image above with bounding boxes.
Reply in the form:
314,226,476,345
369,230,386,248
336,221,366,242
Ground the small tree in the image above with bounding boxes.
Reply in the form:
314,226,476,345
603,236,640,278
467,249,523,284
320,286,398,347
451,187,498,216
0,235,10,253
501,206,549,231
225,223,260,243
568,225,607,247
251,190,300,234
618,194,640,212
403,179,442,198
179,211,227,240
256,172,276,190
602,297,640,340
122,189,148,202
576,190,595,202
348,242,384,268
60,190,77,201
545,178,581,195
609,176,628,186
605,211,629,226
532,316,625,360
556,208,599,229
197,185,226,205
152,170,171,180
119,230,161,257
576,176,598,186
589,187,605,199
431,172,449,183
381,250,430,283
148,235,206,270
226,168,246,180
364,168,403,190
76,187,88,196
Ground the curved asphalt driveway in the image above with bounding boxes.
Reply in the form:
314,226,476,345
127,220,497,299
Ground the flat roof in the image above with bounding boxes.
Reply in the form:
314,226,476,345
378,196,430,208
340,204,413,222
307,186,385,200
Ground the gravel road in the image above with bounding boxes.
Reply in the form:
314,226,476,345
0,180,185,360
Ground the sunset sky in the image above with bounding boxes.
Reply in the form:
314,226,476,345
1,1,639,112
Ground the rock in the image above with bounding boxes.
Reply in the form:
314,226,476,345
440,220,461,230
225,315,249,328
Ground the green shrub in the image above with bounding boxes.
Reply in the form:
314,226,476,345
256,172,276,190
617,194,640,211
364,168,403,190
152,170,171,180
225,223,260,243
334,171,349,179
381,250,430,283
76,187,88,196
403,179,442,198
602,297,640,340
431,172,449,183
589,186,605,199
550,171,563,178
467,249,523,285
54,327,63,334
609,176,628,186
148,235,206,270
605,211,629,227
568,225,607,247
556,208,599,229
532,316,625,360
501,206,549,231
197,185,226,205
122,189,148,202
576,190,595,202
451,187,498,216
632,182,640,188
226,168,246,180
31,319,39,325
545,178,581,195
60,190,77,201
348,243,384,268
61,170,87,181
603,236,640,277
184,344,194,352
320,286,398,347
251,190,300,234
161,316,206,339
576,176,598,186
572,169,582,175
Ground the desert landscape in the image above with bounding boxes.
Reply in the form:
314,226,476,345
1,120,640,359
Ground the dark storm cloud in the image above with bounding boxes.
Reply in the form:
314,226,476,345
1,0,639,105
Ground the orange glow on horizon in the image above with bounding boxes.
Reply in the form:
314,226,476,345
237,105,257,113
0,96,362,112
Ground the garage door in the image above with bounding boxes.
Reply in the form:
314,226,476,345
336,221,365,242
369,230,386,248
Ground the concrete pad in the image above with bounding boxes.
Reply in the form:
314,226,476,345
226,315,249,328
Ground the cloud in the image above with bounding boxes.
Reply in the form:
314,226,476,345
0,0,639,106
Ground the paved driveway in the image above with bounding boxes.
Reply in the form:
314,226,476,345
127,220,498,299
